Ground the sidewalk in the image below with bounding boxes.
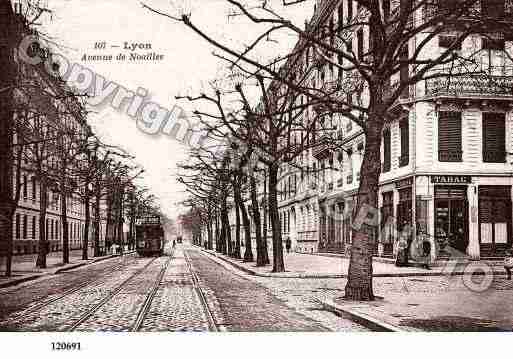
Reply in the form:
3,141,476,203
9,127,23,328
322,277,513,331
0,249,132,289
198,248,513,331
203,248,506,278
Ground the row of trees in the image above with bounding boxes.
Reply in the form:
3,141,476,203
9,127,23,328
0,0,161,276
148,0,513,300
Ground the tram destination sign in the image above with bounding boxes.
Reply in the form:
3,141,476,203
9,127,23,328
137,216,161,225
431,175,471,184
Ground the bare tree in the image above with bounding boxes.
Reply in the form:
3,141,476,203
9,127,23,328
144,0,512,299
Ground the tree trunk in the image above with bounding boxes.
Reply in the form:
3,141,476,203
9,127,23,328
117,185,124,255
60,177,70,264
268,164,284,272
214,210,220,252
82,190,90,260
93,184,101,257
344,117,383,301
221,196,231,255
0,0,16,277
207,215,213,250
233,188,241,258
249,176,266,264
260,173,270,265
36,181,48,268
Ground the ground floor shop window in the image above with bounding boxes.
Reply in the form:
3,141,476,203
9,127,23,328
479,186,511,256
434,186,468,256
344,200,353,245
397,188,412,235
381,192,394,256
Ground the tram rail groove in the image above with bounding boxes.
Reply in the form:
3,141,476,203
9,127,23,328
67,256,159,332
0,256,136,326
183,250,221,332
131,256,173,331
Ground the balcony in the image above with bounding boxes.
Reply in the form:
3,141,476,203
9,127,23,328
483,150,506,163
382,161,391,173
425,74,513,100
439,150,463,162
398,155,409,167
312,135,333,160
422,3,513,29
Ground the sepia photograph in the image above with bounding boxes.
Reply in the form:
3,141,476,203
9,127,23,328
0,0,512,356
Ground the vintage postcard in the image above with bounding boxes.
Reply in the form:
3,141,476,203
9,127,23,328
0,0,512,356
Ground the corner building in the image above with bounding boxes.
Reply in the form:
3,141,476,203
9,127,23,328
277,0,513,260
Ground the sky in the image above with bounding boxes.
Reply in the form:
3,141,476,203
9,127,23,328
35,0,315,220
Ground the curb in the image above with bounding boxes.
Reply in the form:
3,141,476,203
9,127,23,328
0,274,44,289
0,252,135,288
201,249,506,279
320,299,407,332
52,254,116,274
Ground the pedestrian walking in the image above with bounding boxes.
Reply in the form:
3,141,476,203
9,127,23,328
504,249,513,280
285,237,291,253
172,239,176,248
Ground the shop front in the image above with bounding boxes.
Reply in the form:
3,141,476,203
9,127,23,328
478,185,512,257
419,175,512,259
318,196,346,254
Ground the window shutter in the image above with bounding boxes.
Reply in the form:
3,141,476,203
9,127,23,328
357,29,364,60
483,112,506,162
383,128,391,172
438,111,462,161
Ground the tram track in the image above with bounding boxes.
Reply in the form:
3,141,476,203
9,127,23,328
67,256,160,331
183,249,220,332
0,254,137,326
131,255,173,331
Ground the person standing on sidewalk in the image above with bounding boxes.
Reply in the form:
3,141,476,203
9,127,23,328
504,249,513,280
285,237,291,253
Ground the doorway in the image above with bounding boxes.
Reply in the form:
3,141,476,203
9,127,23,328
434,186,468,256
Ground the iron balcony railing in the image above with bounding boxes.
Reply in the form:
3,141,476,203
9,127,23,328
425,74,513,98
439,150,463,162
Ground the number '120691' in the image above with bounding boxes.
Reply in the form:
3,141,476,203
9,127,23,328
51,342,81,351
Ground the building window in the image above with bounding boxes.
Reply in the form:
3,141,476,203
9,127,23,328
383,128,391,172
348,0,353,21
482,113,506,163
481,0,505,19
438,111,462,162
23,175,27,198
32,177,36,200
383,0,390,19
479,186,511,256
357,29,364,60
15,213,20,239
439,35,462,50
482,37,505,51
381,192,394,255
399,119,409,167
23,214,27,239
32,216,36,239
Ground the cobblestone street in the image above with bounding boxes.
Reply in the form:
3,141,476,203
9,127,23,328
1,245,359,332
